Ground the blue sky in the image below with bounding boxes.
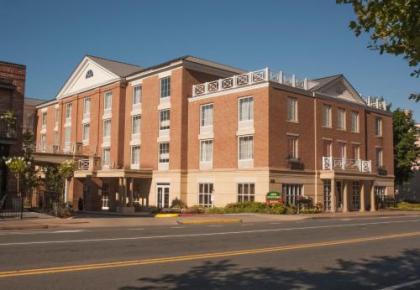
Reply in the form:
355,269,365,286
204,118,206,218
1,0,419,120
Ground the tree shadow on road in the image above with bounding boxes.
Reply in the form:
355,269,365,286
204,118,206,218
119,249,420,290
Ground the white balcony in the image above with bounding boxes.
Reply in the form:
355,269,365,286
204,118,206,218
322,157,372,173
192,68,317,97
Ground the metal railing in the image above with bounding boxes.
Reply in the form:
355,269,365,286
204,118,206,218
192,68,316,97
322,156,372,173
77,157,100,171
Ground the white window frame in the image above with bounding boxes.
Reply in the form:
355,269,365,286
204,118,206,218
200,103,214,128
282,184,303,206
237,183,255,203
41,112,47,129
82,123,90,145
64,126,71,148
200,139,213,166
83,97,91,119
132,115,141,137
131,145,140,169
133,85,142,105
65,103,72,124
158,142,170,170
351,111,359,133
238,96,254,122
238,135,254,161
103,119,111,144
376,148,383,167
375,117,383,136
160,76,171,98
287,135,299,160
103,91,112,113
159,109,170,135
40,134,46,152
337,108,346,130
102,147,111,168
287,97,298,122
198,183,214,208
338,142,347,159
323,139,333,157
322,105,332,128
352,144,360,160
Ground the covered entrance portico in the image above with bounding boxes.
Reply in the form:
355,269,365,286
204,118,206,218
321,171,377,213
75,168,152,213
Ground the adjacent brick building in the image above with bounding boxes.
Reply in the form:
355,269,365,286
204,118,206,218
34,55,394,212
0,60,25,198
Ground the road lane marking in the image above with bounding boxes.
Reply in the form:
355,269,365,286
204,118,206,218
0,231,420,278
170,226,186,229
52,230,85,234
380,279,420,290
0,218,419,246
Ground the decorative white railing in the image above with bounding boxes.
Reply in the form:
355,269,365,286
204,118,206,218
365,96,388,111
78,159,90,170
77,157,100,171
322,157,372,173
192,68,316,97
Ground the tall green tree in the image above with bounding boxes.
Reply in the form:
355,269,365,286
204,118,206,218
393,109,419,185
337,0,420,101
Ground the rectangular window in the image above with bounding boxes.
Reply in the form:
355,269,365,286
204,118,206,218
133,85,142,105
337,108,346,130
322,105,332,128
83,97,91,117
82,123,90,143
40,134,46,151
104,92,112,111
159,110,170,130
287,135,299,159
41,112,47,128
132,115,141,135
375,117,383,136
239,135,253,160
131,145,140,165
237,183,255,203
54,107,59,126
200,104,213,127
200,139,213,162
282,184,303,206
64,126,71,144
53,131,59,145
287,97,298,122
103,119,111,138
351,111,359,133
198,183,213,207
239,97,254,121
159,142,170,163
338,142,347,159
322,140,332,157
65,103,72,120
376,148,383,167
160,76,171,98
102,148,111,166
352,144,360,160
323,180,331,211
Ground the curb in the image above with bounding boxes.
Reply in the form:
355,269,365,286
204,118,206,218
0,224,49,231
177,218,242,225
308,213,420,220
155,213,180,218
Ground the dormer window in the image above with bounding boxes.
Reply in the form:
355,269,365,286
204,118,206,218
85,69,93,79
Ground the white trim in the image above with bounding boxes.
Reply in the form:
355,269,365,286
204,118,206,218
158,99,171,110
235,177,257,183
158,70,172,78
286,132,300,137
129,79,143,86
40,107,48,113
199,131,214,140
157,134,170,142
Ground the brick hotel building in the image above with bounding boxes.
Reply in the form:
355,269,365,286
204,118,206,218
34,55,394,212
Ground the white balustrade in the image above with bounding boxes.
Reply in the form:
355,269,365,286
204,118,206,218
192,68,308,97
322,157,372,173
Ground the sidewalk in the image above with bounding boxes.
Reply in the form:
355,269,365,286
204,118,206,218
1,210,419,231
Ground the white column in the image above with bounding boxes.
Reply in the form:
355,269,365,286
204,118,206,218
370,182,376,212
342,181,349,213
64,179,68,203
360,181,366,212
331,178,336,213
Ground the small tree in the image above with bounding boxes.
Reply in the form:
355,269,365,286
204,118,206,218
5,157,30,219
44,160,76,207
393,109,420,186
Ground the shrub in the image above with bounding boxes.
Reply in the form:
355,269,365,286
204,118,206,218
207,202,290,215
171,198,187,209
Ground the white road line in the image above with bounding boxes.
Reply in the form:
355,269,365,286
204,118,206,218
380,279,420,290
0,218,419,247
170,226,186,229
127,228,145,231
52,230,85,234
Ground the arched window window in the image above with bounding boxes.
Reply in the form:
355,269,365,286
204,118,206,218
85,70,93,79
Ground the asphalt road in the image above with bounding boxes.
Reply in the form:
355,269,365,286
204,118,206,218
0,216,420,290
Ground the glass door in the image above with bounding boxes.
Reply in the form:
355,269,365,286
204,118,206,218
157,184,170,208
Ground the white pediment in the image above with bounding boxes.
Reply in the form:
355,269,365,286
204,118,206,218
317,77,366,105
56,57,120,99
